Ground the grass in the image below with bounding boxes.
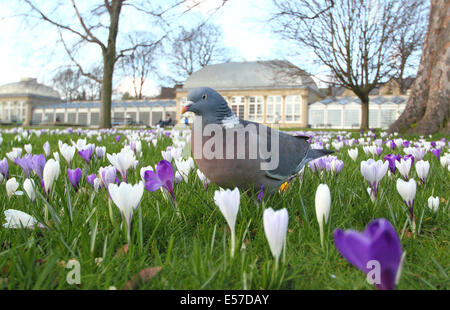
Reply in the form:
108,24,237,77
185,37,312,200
0,128,449,289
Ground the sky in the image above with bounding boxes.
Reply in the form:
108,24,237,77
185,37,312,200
0,0,420,97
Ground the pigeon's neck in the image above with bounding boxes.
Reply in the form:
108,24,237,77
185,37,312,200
203,101,238,128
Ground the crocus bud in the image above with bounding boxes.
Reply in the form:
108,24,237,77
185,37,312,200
427,196,439,212
263,208,289,264
315,184,331,247
23,178,36,201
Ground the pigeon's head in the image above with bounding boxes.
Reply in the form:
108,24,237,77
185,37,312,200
182,87,234,123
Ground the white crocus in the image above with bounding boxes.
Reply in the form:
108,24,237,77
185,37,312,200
53,152,60,163
315,184,331,247
415,160,430,185
214,187,240,258
6,177,23,198
24,144,32,154
396,179,416,208
3,209,39,229
72,138,87,151
396,158,412,180
161,150,172,162
43,158,60,194
263,208,289,266
6,148,22,162
23,178,36,201
427,196,439,212
360,159,388,200
108,181,144,242
60,143,76,165
175,158,194,182
348,148,358,161
197,169,210,189
107,149,136,181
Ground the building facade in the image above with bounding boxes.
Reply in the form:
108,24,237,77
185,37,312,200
0,78,60,125
176,60,323,128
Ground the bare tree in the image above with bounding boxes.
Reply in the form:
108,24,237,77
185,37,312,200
389,0,428,94
23,0,228,128
389,0,449,134
118,32,160,99
270,0,409,130
52,68,81,101
169,23,231,84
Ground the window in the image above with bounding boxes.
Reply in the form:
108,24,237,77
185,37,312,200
344,109,360,127
380,109,396,128
91,112,100,125
266,96,282,123
248,96,263,122
327,109,341,127
310,109,324,127
285,95,301,123
230,96,245,119
369,109,379,128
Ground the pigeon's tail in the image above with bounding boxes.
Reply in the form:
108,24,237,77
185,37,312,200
293,148,334,174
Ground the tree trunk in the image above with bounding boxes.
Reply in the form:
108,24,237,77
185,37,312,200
360,95,370,130
99,0,123,129
389,0,450,135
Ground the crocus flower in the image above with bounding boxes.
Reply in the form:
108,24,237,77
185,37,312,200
140,165,154,182
257,184,265,203
144,160,176,203
395,158,412,181
415,160,430,185
263,208,288,266
107,149,136,182
214,187,240,258
428,196,439,212
315,184,331,247
197,169,210,191
24,144,32,154
396,178,417,230
348,148,358,161
115,135,121,142
43,158,60,195
59,143,76,166
108,181,144,242
431,148,441,160
333,218,403,290
6,177,23,198
87,173,97,186
174,157,194,182
6,148,22,162
360,159,388,201
384,154,401,174
30,154,46,181
0,158,9,180
23,178,36,201
78,144,94,164
68,168,82,191
95,146,106,159
389,140,396,151
43,141,50,157
15,155,33,177
3,209,42,229
402,141,410,148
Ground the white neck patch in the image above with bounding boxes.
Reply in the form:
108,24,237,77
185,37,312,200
221,115,240,128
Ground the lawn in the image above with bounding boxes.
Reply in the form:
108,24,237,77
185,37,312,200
0,127,448,289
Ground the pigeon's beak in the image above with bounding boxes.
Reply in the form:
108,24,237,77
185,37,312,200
181,101,194,114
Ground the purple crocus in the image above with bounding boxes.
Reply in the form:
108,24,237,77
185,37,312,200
144,160,176,204
0,158,9,180
432,148,441,160
389,140,396,151
31,154,46,179
87,173,97,186
115,135,121,142
68,168,82,191
78,144,94,164
14,155,33,177
402,141,410,148
384,154,401,174
257,185,265,203
333,218,403,290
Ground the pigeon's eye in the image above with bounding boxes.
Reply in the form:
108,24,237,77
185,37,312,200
202,94,207,100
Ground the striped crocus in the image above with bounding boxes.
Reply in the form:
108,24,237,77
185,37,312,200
360,159,388,201
78,144,95,164
334,218,403,290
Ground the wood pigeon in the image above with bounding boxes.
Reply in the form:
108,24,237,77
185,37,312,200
182,87,333,192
